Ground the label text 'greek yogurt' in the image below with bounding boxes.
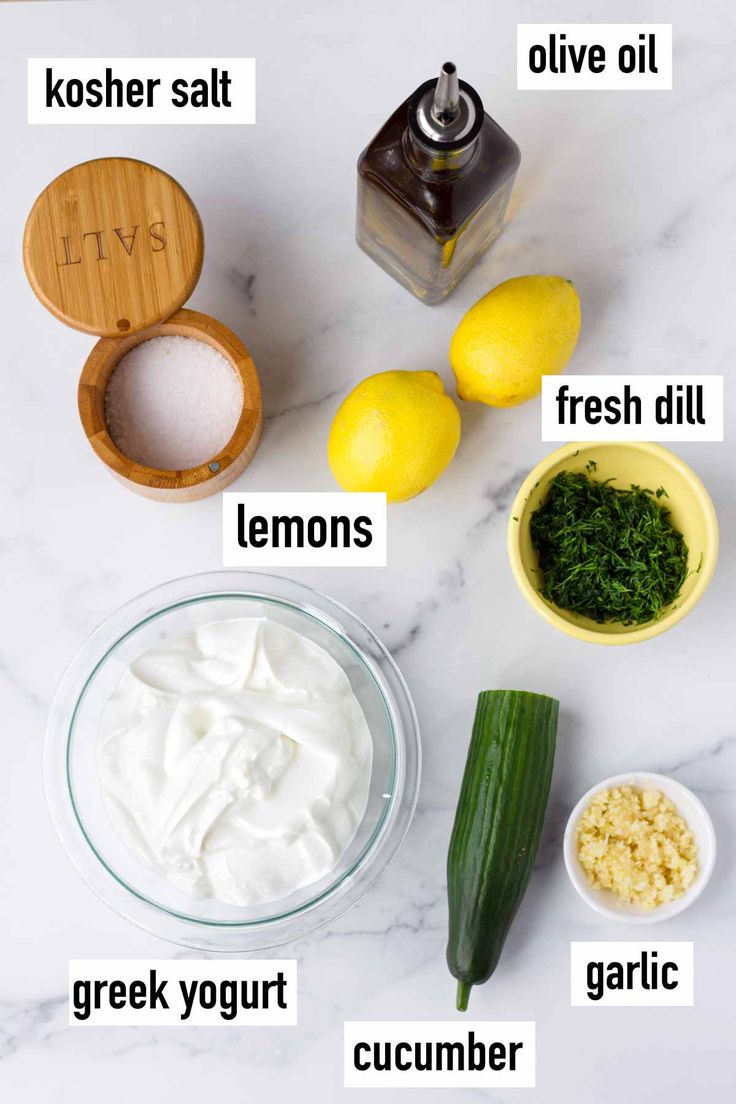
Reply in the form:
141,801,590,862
222,492,387,567
517,25,672,90
571,943,694,1007
541,375,724,442
344,1021,535,1088
69,960,296,1026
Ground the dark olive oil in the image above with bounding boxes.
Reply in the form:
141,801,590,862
357,63,521,304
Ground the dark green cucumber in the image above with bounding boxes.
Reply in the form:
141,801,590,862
447,690,558,1011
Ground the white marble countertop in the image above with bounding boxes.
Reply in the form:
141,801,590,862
1,1,734,1100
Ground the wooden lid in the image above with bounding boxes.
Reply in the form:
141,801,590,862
23,157,204,337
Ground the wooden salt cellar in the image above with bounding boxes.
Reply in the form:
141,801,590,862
23,157,262,502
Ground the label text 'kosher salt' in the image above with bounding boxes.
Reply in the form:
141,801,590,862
28,59,255,124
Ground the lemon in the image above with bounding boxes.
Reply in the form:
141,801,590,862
328,370,460,503
450,275,581,407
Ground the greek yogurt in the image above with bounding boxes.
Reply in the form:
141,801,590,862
98,618,372,906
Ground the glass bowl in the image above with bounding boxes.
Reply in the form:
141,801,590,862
45,572,421,950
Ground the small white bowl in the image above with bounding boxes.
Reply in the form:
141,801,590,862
563,771,716,924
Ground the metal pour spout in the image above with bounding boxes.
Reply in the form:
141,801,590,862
411,60,479,151
431,61,460,126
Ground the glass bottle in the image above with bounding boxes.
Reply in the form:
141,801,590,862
356,62,521,305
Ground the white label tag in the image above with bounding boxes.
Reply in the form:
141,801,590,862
517,25,672,91
222,492,387,567
571,942,694,1006
28,58,255,124
344,1021,535,1088
541,375,724,441
69,960,296,1026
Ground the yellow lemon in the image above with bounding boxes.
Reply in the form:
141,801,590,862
450,275,581,407
328,370,461,503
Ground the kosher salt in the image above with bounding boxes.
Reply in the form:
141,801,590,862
105,335,243,470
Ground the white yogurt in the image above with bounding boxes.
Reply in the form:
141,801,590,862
98,618,372,906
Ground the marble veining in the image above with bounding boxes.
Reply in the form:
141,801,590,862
1,0,734,1101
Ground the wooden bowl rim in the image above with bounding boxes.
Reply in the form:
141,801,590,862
77,307,262,492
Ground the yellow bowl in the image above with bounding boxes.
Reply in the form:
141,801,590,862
507,442,718,645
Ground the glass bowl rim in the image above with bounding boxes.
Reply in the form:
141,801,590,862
45,571,422,949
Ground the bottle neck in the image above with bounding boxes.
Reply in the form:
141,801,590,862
403,128,478,179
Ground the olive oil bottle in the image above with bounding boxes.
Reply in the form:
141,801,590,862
357,62,521,304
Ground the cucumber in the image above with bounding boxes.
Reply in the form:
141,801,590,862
446,690,558,1011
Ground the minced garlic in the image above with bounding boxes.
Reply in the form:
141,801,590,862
576,785,698,910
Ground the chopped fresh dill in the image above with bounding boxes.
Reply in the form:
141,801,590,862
529,470,690,625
